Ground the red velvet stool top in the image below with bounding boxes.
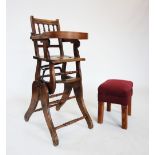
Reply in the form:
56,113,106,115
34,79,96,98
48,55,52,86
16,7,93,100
98,79,133,106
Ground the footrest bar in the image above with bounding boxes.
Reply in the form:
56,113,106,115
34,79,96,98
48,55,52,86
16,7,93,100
68,96,76,100
49,95,76,105
34,103,60,112
34,96,76,112
55,116,84,130
49,93,64,98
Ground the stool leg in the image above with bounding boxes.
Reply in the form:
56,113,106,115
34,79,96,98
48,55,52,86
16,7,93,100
98,102,104,124
128,98,131,116
107,103,111,112
121,105,128,129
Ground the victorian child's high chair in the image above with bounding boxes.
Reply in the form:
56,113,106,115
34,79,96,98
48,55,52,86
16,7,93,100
24,16,93,146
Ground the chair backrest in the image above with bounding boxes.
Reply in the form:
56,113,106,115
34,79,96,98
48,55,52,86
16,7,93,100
30,16,60,34
30,16,64,56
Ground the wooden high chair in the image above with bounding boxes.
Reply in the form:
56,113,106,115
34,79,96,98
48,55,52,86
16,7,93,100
24,16,93,146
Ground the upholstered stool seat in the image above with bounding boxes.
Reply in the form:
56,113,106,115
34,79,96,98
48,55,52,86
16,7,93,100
98,79,133,129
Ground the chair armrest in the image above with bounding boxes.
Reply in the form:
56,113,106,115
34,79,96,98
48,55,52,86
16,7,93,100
31,31,88,40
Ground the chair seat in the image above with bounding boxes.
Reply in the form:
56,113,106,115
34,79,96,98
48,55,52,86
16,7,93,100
98,79,133,97
33,55,85,64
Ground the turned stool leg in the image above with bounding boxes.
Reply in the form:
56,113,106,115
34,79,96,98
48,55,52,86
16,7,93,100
98,102,104,124
107,103,111,112
128,98,131,116
121,105,128,129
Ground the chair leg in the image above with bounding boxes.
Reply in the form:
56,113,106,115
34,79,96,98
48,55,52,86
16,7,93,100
107,103,111,112
121,105,128,129
24,81,39,122
56,83,72,111
40,83,59,146
73,84,93,129
98,102,104,124
128,98,131,116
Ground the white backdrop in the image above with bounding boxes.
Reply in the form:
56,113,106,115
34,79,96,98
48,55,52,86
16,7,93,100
6,0,149,155
7,0,148,98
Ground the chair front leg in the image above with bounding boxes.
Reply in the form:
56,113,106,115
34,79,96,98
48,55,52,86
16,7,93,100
73,84,93,129
40,82,59,146
24,81,39,121
56,83,72,111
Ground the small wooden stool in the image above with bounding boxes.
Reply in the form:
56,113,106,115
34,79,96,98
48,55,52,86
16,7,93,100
97,79,133,129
